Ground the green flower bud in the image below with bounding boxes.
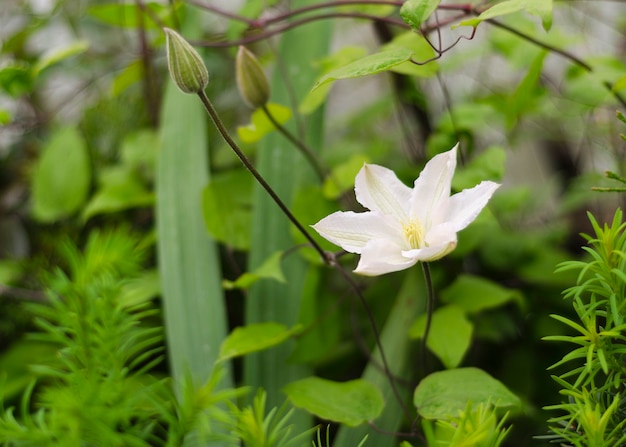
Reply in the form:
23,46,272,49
236,46,270,108
164,27,209,94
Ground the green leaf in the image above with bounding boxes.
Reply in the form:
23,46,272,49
82,167,154,220
322,154,370,199
284,377,384,427
88,2,176,28
564,56,626,107
110,60,143,97
400,0,441,29
409,305,473,369
414,367,522,419
222,251,286,290
202,169,253,250
237,103,291,143
157,44,230,392
452,146,506,191
0,62,33,97
504,51,546,129
0,259,22,284
0,109,11,125
31,127,91,222
312,47,414,91
32,40,89,75
218,322,300,363
440,274,523,315
381,32,438,77
120,129,158,173
459,0,553,31
300,46,368,115
335,3,395,16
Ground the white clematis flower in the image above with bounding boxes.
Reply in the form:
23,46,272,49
312,144,500,276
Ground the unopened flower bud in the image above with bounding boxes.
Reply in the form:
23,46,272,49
236,46,270,108
164,27,209,94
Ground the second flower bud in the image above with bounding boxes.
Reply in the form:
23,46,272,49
236,46,270,108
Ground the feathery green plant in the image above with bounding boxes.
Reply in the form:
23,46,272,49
543,209,626,446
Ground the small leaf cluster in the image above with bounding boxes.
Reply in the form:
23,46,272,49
543,209,626,446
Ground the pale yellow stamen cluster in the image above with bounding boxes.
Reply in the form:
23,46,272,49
402,219,426,249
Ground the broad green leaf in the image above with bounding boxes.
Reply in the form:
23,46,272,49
337,4,395,15
120,129,158,174
0,63,32,97
440,274,523,314
88,2,176,28
409,305,473,369
202,169,253,250
0,109,11,125
459,0,553,31
432,102,501,138
613,73,626,92
222,251,286,290
312,47,414,91
322,154,369,199
110,60,143,97
382,32,438,77
32,127,91,222
0,259,22,284
564,56,626,107
82,168,154,221
414,368,522,419
33,40,89,75
284,378,384,427
400,0,441,29
504,51,546,129
218,322,300,362
452,146,506,191
237,103,291,143
157,16,231,400
289,268,343,365
300,46,368,115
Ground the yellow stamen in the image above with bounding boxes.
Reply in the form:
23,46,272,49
403,220,425,249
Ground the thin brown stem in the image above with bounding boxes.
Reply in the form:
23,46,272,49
420,262,435,378
197,90,329,263
333,261,415,426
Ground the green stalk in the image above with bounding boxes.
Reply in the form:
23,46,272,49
243,0,332,433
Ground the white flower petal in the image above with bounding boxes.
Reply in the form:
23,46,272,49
354,239,418,276
424,222,457,247
410,144,458,225
355,164,411,221
401,241,457,262
311,210,402,254
446,180,500,232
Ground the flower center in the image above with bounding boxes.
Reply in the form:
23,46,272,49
403,219,425,249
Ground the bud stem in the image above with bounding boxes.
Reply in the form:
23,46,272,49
196,90,329,263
